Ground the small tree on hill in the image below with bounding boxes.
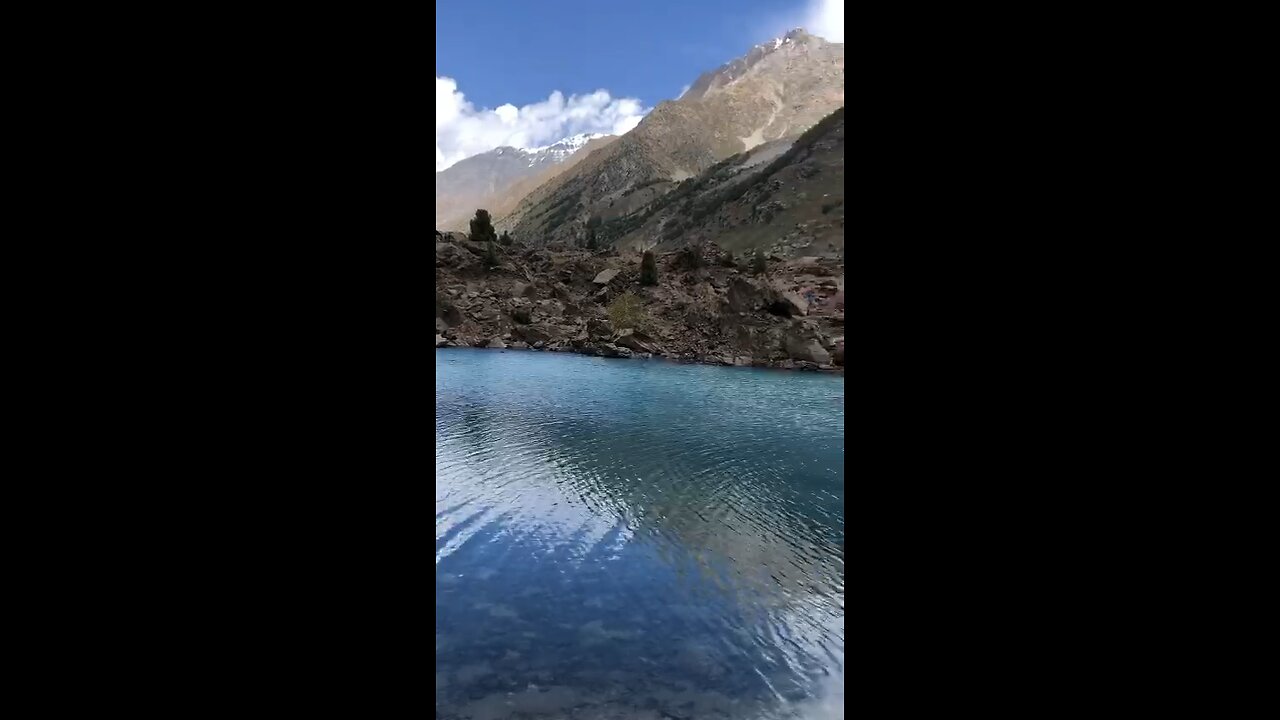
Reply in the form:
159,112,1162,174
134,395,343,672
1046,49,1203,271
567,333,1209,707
640,250,658,286
469,209,497,244
483,241,499,268
751,248,768,275
585,226,599,251
499,230,512,246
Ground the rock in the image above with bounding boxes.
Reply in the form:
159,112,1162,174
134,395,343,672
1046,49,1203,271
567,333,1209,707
785,334,831,364
511,282,537,299
733,355,752,366
532,341,545,349
513,308,532,324
780,292,809,316
613,329,660,355
834,343,844,366
436,334,447,347
598,344,632,358
592,268,620,285
510,341,529,349
486,338,507,349
515,324,555,345
436,317,449,334
726,277,776,313
587,319,614,339
473,306,501,322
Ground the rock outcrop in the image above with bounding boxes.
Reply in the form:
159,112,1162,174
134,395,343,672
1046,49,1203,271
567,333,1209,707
434,232,843,373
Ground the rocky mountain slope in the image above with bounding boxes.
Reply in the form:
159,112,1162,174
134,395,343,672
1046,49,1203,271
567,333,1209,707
609,107,844,258
435,231,844,372
499,29,844,248
435,133,614,232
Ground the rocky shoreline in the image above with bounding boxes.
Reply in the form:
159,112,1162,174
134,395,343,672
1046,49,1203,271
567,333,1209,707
437,343,843,374
435,231,844,374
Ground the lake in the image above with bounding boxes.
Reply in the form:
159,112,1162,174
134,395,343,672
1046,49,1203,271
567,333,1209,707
436,349,844,719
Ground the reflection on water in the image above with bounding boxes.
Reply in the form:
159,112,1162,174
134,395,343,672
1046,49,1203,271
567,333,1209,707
436,350,844,719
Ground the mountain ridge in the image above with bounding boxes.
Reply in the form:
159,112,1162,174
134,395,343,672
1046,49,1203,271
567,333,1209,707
499,28,843,248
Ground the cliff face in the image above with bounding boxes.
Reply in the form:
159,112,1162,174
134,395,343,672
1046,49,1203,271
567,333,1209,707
434,231,844,372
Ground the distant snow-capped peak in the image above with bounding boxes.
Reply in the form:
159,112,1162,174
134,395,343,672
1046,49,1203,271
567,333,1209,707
522,132,607,154
519,132,607,167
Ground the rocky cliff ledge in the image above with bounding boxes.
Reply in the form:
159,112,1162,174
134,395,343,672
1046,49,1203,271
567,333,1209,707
435,231,844,373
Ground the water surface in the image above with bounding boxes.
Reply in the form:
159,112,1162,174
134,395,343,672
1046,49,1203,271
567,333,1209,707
436,349,844,719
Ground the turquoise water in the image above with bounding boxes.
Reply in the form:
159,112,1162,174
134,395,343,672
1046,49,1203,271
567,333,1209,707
436,349,844,719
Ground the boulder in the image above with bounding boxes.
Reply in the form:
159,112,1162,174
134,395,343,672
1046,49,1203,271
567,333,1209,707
516,324,564,345
598,344,633,358
726,277,776,313
435,317,449,334
435,334,448,347
511,282,537,299
592,268,620,285
779,292,808,316
486,337,507,349
833,342,844,366
587,319,614,339
785,334,831,364
510,341,529,349
613,329,660,355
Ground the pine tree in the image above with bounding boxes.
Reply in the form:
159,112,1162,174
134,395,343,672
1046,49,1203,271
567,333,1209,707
585,226,599,251
640,250,658,286
469,209,497,244
499,230,512,246
483,241,499,268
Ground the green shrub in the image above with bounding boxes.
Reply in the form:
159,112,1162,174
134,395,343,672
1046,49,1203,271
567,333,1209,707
607,291,647,331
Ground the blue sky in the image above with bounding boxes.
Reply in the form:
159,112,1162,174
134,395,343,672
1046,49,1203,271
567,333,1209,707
436,0,843,170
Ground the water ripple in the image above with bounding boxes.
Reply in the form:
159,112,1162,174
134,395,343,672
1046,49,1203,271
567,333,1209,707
437,349,843,719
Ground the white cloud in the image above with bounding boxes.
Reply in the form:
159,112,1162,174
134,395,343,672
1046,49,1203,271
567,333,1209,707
436,77,649,171
806,0,844,43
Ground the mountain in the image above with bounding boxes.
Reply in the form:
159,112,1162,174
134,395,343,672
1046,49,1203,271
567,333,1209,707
613,107,844,258
435,133,613,232
499,28,844,249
